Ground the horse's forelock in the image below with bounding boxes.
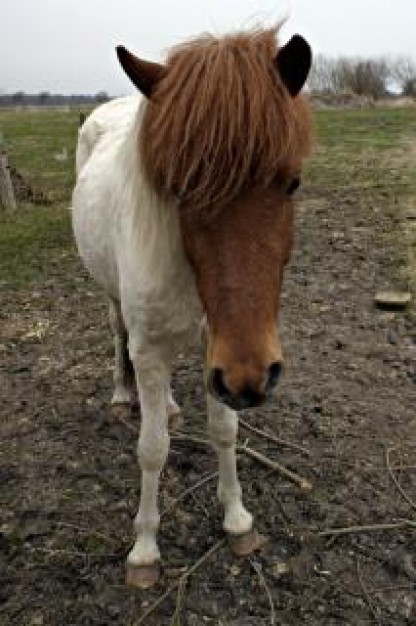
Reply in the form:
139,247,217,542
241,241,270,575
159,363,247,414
139,27,312,212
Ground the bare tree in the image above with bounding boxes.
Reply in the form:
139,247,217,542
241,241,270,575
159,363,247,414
331,57,388,100
38,91,50,105
308,54,336,94
309,55,391,99
11,91,25,105
393,56,416,95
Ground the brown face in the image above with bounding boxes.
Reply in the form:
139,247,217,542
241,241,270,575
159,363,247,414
180,181,298,410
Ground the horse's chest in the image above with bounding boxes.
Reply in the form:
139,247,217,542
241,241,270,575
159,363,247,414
123,279,202,353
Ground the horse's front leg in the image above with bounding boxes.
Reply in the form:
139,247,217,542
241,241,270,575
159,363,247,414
126,348,171,588
207,394,264,554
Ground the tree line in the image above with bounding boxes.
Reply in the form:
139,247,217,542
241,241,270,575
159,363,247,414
0,91,110,107
308,54,416,99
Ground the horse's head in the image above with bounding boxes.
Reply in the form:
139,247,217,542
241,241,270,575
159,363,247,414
180,184,297,410
117,29,312,410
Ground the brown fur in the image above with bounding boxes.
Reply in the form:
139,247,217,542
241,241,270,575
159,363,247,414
140,28,312,212
181,186,292,398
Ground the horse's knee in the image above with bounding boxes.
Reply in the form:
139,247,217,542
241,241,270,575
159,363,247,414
208,414,238,448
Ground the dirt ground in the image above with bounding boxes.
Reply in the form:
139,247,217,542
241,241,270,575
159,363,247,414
1,150,416,624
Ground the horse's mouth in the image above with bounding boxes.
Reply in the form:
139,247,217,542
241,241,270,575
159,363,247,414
209,386,269,411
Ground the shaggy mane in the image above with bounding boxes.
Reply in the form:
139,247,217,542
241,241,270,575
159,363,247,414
139,28,312,210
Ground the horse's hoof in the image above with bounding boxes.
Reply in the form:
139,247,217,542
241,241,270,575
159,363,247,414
125,562,160,589
228,529,267,556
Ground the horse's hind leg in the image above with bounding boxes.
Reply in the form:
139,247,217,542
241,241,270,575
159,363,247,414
109,298,137,408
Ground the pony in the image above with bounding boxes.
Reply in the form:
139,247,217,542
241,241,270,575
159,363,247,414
72,26,312,588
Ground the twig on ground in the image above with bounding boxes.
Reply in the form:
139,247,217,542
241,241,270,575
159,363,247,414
397,518,416,528
114,412,138,433
386,447,416,512
239,418,311,457
162,471,218,518
317,520,415,538
238,443,313,493
170,575,187,626
135,539,225,625
249,558,276,625
356,557,382,625
173,432,312,492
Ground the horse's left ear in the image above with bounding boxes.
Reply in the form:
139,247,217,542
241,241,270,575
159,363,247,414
116,46,166,98
274,35,312,97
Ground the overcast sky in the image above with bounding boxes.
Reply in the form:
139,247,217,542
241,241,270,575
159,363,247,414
1,0,415,94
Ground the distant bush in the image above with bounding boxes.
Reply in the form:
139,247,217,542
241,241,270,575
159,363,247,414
333,58,388,100
392,56,416,96
309,54,416,100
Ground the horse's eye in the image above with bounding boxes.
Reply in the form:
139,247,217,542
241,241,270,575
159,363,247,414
287,177,301,195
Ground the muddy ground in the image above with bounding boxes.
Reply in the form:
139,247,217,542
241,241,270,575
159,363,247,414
1,169,415,623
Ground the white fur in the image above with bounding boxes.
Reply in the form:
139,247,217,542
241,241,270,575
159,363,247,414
72,96,252,569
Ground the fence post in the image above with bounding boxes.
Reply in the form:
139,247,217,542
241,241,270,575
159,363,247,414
0,150,17,210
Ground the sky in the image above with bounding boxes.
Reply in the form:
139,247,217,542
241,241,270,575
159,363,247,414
1,0,415,95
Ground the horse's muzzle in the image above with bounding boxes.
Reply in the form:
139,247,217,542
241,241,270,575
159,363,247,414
208,362,282,410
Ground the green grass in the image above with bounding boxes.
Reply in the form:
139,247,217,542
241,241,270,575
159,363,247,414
0,108,83,201
0,107,90,287
0,203,73,287
307,107,416,193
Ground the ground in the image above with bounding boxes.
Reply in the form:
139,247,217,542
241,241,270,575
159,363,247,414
0,106,415,625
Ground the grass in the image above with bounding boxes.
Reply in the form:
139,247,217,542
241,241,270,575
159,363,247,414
0,104,415,299
0,107,85,287
0,108,81,201
0,203,73,288
308,107,416,193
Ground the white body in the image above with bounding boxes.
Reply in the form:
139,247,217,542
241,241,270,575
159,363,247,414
73,96,200,348
72,96,252,571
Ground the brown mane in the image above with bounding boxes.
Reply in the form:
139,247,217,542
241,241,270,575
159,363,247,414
140,28,312,211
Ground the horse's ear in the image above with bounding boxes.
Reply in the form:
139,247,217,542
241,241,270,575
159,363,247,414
274,35,312,97
116,46,166,98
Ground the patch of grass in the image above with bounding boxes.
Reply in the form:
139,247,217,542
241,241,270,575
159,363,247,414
307,107,416,193
0,108,94,288
0,108,86,202
0,204,74,287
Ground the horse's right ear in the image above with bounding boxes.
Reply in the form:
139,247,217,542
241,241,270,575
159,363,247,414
116,46,166,98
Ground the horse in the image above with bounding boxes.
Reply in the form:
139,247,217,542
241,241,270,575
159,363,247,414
72,26,312,588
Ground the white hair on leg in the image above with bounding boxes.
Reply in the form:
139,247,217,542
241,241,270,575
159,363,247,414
206,393,253,535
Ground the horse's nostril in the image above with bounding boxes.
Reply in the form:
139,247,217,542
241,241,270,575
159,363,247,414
211,367,229,399
267,362,282,391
